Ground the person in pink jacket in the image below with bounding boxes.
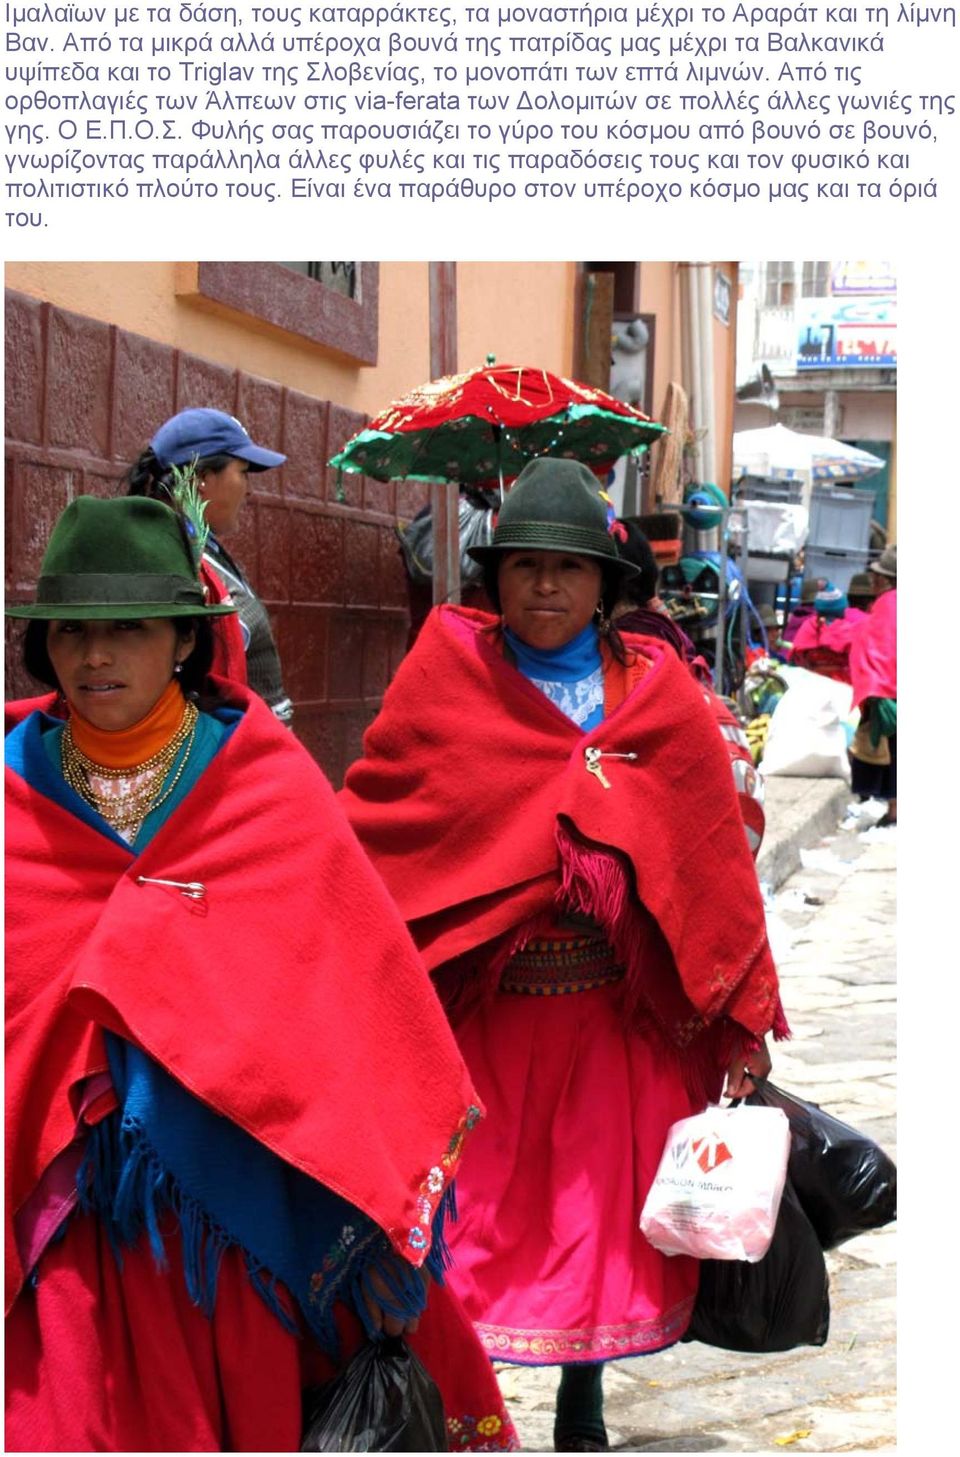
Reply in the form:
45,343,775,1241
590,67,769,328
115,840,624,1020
849,546,897,825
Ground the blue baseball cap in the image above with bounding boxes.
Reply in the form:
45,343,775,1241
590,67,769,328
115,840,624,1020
150,408,286,472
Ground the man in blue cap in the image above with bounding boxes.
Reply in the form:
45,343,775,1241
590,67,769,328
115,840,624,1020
125,408,294,725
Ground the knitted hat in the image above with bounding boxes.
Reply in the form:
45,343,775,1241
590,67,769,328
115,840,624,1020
151,408,286,472
5,496,237,620
813,582,848,619
466,457,639,577
868,543,897,579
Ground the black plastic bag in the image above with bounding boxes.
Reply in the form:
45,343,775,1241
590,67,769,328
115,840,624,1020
300,1338,448,1452
746,1078,897,1249
684,1178,829,1353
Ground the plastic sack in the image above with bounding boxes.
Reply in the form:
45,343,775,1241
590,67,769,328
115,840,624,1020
300,1338,448,1452
397,495,496,587
684,1178,830,1353
640,1103,791,1262
732,500,810,556
746,1079,897,1249
759,664,852,779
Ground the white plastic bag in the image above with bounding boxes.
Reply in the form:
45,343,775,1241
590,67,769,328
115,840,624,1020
759,665,853,780
640,1104,790,1262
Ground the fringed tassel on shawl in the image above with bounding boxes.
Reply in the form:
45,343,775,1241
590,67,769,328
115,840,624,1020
556,829,648,979
554,824,770,1109
424,1182,457,1282
76,1109,300,1336
773,995,792,1042
556,822,672,1039
243,1252,300,1337
76,1106,445,1362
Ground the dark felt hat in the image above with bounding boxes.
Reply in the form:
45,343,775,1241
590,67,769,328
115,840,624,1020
848,571,877,599
5,496,237,620
466,457,639,578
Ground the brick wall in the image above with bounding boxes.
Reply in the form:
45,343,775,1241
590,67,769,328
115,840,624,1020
4,288,430,785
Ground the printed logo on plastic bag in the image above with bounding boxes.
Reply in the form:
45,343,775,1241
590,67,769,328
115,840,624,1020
639,1104,791,1263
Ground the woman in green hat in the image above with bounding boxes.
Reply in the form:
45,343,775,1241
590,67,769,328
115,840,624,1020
5,495,517,1451
340,457,785,1451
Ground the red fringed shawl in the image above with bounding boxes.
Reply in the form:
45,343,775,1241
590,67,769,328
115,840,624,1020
340,607,783,1055
850,590,897,707
5,680,481,1313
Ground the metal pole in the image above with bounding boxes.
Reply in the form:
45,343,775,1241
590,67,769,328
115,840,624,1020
714,506,728,693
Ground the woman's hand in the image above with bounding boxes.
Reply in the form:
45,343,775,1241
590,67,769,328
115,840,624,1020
362,1259,432,1338
724,1035,772,1099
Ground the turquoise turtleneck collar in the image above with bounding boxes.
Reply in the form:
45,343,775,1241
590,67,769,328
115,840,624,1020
503,620,602,681
503,621,605,731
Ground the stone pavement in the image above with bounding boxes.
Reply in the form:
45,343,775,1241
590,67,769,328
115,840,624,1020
496,816,896,1454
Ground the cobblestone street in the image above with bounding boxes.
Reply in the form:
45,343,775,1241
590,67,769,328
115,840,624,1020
497,822,897,1453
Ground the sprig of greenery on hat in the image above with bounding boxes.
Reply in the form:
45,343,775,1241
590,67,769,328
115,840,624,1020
168,461,210,572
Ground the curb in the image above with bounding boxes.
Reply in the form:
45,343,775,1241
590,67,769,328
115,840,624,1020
755,777,852,892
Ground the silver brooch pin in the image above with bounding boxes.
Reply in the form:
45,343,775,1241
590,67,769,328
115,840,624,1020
136,876,206,901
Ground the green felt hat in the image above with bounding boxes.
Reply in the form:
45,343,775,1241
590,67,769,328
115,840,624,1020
467,457,639,578
5,496,236,620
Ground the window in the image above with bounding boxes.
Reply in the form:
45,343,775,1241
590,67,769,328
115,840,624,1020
763,262,794,308
180,263,379,364
278,263,359,299
801,261,831,298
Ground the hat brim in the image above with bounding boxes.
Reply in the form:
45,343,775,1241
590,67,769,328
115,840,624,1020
868,561,896,578
161,443,287,472
6,600,236,620
467,543,640,579
233,443,287,471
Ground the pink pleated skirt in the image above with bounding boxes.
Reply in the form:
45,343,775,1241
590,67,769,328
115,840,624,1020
447,980,703,1366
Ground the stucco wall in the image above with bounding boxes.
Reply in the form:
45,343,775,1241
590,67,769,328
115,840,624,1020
456,262,577,375
5,262,435,418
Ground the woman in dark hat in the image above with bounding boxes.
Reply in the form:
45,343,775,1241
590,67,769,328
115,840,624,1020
847,571,878,614
125,406,294,725
5,495,516,1452
340,458,785,1451
784,574,821,642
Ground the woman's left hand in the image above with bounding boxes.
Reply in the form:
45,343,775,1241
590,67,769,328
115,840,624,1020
362,1260,432,1338
724,1035,772,1099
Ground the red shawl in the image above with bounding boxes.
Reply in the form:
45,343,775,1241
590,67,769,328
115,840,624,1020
5,681,481,1312
340,608,782,1055
789,609,867,657
850,590,897,707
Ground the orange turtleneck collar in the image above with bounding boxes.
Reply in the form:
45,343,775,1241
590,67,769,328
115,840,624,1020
68,679,189,768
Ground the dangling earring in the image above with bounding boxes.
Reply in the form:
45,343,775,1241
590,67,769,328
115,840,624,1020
595,602,611,635
173,662,183,675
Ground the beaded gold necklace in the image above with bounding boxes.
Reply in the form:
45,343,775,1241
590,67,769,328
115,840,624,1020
61,699,199,837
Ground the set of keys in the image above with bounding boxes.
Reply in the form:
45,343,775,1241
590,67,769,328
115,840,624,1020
584,746,638,789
